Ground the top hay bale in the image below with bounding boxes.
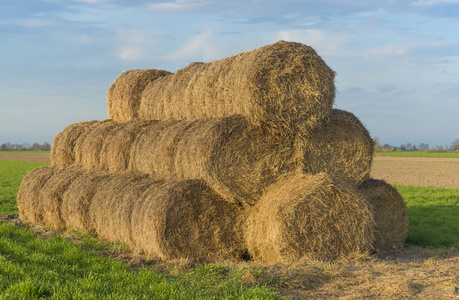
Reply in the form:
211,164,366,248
108,40,336,136
107,69,171,122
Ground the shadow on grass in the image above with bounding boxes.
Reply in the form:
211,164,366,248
406,205,459,249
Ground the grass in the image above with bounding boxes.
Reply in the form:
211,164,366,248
395,184,459,249
0,160,49,215
0,222,279,299
0,160,458,298
0,160,280,299
374,151,459,158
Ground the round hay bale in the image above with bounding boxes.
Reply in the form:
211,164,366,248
51,117,300,207
114,177,156,249
39,167,85,230
17,166,56,225
61,170,110,234
244,172,375,263
129,119,195,180
16,166,246,262
98,120,157,173
85,171,245,262
129,115,300,206
139,62,206,124
358,179,408,252
301,109,374,186
89,172,151,243
135,40,335,135
51,120,98,168
73,119,122,170
130,179,245,262
107,69,171,122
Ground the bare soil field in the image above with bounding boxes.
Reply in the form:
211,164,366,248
0,152,51,163
372,156,459,188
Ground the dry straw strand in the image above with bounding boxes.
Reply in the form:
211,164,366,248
358,178,408,252
244,172,375,263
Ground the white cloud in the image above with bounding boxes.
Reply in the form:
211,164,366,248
412,0,459,6
118,47,143,62
365,42,459,59
17,18,60,28
438,83,459,97
277,29,350,57
376,82,404,95
365,43,413,57
114,29,161,62
163,30,217,62
73,0,113,4
72,34,93,44
146,0,207,14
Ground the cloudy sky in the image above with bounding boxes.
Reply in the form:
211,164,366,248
1,0,458,148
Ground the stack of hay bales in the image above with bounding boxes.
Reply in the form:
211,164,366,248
18,40,407,263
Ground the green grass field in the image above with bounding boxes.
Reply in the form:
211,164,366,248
395,185,459,249
374,151,459,158
0,221,279,299
0,161,281,299
0,160,458,298
0,160,50,215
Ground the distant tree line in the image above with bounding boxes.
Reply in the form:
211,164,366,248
0,142,51,151
452,139,459,151
373,137,459,152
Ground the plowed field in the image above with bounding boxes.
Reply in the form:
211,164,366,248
0,152,51,163
371,156,459,188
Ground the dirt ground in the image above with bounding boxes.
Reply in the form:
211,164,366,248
371,156,459,188
0,152,51,163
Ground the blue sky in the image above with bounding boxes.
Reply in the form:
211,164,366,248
1,0,458,148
